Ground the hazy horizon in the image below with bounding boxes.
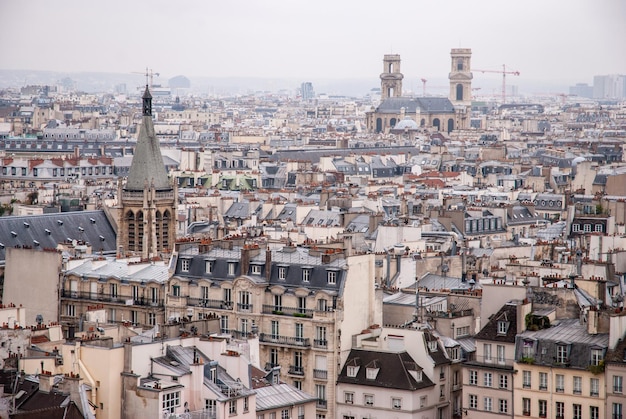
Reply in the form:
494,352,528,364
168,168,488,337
1,0,624,93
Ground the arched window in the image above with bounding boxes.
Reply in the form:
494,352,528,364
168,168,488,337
457,59,463,71
420,119,426,127
390,118,397,128
136,211,144,252
433,118,441,130
126,210,135,251
456,84,464,101
376,118,383,133
162,210,171,251
447,119,454,133
156,211,162,249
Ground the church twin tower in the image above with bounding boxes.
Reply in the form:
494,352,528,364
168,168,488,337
380,48,473,107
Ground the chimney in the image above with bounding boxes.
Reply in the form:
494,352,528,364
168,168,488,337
38,373,56,393
241,247,250,276
265,247,272,281
588,308,599,335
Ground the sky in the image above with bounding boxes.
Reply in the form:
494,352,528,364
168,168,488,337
1,0,625,90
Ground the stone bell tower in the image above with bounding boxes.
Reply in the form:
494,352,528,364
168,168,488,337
116,85,176,259
449,48,473,107
380,54,404,100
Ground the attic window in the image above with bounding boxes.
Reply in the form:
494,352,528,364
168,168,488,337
78,227,84,232
90,218,96,224
57,220,63,225
428,340,438,352
10,231,17,237
497,321,509,335
347,365,359,377
23,222,29,228
45,229,51,235
366,367,379,380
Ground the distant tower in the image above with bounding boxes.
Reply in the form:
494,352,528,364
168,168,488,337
117,85,176,259
449,48,473,107
380,54,404,100
301,82,315,101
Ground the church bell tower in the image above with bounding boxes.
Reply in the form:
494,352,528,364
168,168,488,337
448,48,473,107
117,85,176,259
380,54,404,100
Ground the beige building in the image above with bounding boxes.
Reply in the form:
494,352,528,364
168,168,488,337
170,241,381,419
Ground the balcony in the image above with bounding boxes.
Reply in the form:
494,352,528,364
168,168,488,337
259,333,311,348
316,399,327,409
262,305,313,318
225,329,254,340
187,297,232,310
288,365,305,376
313,369,327,379
237,303,254,313
314,339,328,349
61,290,164,306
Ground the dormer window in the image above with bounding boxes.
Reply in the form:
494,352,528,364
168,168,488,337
302,268,311,282
278,266,287,280
366,367,379,380
205,260,214,274
428,340,438,352
251,264,262,275
347,365,359,377
591,348,604,366
227,262,236,276
497,321,509,335
327,270,337,285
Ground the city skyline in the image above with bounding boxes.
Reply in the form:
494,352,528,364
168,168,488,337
1,0,624,89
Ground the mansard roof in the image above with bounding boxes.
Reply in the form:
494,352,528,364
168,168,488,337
0,210,117,264
338,348,434,390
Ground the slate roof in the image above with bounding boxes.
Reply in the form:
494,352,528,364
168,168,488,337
474,302,518,343
66,258,169,284
605,332,626,364
514,318,609,369
375,97,456,114
337,348,435,390
0,210,117,264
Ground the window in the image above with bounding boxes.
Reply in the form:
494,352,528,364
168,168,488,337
270,348,278,367
499,399,508,414
456,326,470,337
613,403,623,419
556,344,568,363
229,399,237,414
317,298,328,311
220,315,229,333
497,321,508,334
251,264,262,275
280,409,289,419
228,262,236,276
574,376,582,394
392,397,401,410
244,397,249,412
223,288,232,305
293,380,302,390
302,268,310,282
573,404,582,419
130,310,138,324
590,406,599,419
239,291,251,310
240,318,248,334
550,401,563,418
66,304,76,317
595,224,603,232
469,370,477,385
205,260,214,273
344,392,354,404
556,374,564,392
162,391,181,413
278,266,287,280
522,398,531,416
539,400,547,418
497,345,505,363
523,370,531,388
539,372,548,390
110,283,118,298
295,323,303,342
205,399,216,414
366,367,379,380
591,377,599,396
484,372,492,387
420,395,427,408
439,384,445,398
316,326,327,347
327,271,337,284
614,375,623,393
484,344,492,362
499,374,508,389
364,394,373,406
591,348,604,365
181,258,190,272
171,285,180,297
573,223,581,232
584,223,592,232
469,394,477,409
148,313,156,326
484,397,492,412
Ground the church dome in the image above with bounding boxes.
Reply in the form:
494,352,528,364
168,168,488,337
393,117,419,131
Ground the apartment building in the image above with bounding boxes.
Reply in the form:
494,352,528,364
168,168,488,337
170,241,380,419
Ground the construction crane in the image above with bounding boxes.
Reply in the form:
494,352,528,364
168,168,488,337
131,67,160,88
419,78,448,97
473,64,520,104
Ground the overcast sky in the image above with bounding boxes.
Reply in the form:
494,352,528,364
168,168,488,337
1,0,624,87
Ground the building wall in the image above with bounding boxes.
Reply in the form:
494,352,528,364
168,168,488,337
4,248,62,325
80,343,125,419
